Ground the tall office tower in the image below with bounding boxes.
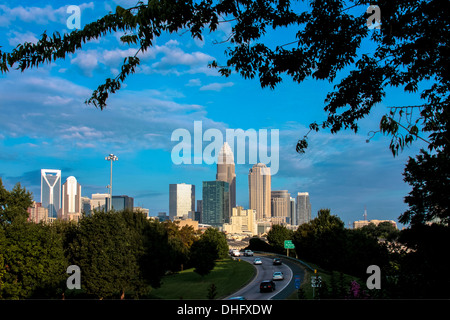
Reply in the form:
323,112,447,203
61,176,82,221
106,195,134,211
216,142,236,215
248,163,271,220
271,190,291,224
290,197,296,225
91,193,108,212
41,169,61,220
202,181,229,227
297,192,312,225
169,183,195,220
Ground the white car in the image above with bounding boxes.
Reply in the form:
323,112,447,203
272,271,284,281
253,258,262,265
231,250,240,257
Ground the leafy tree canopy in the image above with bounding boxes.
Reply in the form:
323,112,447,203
0,179,33,225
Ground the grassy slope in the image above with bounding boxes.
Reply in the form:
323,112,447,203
150,258,256,299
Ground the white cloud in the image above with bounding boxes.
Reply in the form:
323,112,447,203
8,31,38,46
199,81,234,91
0,3,94,26
0,67,228,156
70,50,100,77
68,39,216,77
186,78,202,86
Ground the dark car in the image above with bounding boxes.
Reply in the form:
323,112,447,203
273,258,282,265
260,280,276,293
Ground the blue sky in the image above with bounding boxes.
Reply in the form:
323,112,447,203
0,1,428,227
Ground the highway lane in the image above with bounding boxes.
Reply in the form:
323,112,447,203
225,254,293,300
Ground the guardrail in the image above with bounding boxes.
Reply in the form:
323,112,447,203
252,251,315,272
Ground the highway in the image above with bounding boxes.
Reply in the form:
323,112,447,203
225,254,297,300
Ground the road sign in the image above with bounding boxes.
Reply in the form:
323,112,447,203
284,240,295,249
311,276,322,288
294,275,301,289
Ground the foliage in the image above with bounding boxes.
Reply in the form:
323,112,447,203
266,224,294,253
0,222,67,299
345,280,369,299
66,209,170,299
207,283,218,299
385,223,450,298
358,221,400,240
293,209,389,279
401,148,450,226
0,179,33,225
246,236,274,252
200,227,229,260
190,233,218,278
163,220,199,272
189,227,228,278
0,181,65,299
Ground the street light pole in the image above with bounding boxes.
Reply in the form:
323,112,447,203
105,154,118,211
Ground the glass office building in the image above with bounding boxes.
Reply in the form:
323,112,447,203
202,181,229,228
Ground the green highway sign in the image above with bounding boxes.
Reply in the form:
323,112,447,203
284,240,295,249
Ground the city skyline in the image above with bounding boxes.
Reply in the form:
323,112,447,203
18,160,393,228
0,1,428,229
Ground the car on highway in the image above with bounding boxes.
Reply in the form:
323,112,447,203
253,258,262,265
244,250,254,256
260,280,276,292
273,258,282,265
272,271,284,281
228,296,246,300
231,249,241,257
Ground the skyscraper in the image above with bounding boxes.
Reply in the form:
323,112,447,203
297,192,312,225
271,190,291,224
248,163,271,220
202,180,229,227
169,183,195,219
41,169,61,220
61,176,81,221
216,142,236,214
290,197,296,225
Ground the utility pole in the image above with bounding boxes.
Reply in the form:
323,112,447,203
105,154,118,211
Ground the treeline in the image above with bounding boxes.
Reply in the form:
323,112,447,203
248,209,450,298
0,180,228,299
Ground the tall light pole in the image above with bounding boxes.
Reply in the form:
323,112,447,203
105,154,118,211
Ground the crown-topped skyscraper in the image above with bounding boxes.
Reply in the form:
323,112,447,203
216,142,236,215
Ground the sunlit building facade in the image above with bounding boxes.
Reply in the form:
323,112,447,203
169,183,195,219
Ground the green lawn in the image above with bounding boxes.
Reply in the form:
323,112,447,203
149,258,256,299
